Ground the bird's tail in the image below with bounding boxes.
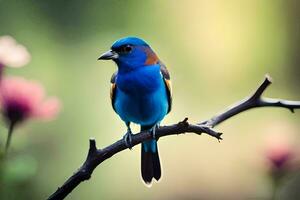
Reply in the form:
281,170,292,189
141,125,161,185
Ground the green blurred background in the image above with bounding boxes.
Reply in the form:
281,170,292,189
0,0,299,199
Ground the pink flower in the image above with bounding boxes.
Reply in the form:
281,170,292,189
0,76,61,125
266,142,292,170
264,131,297,173
0,36,31,68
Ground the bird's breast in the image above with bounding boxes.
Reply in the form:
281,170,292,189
114,66,169,125
116,66,162,94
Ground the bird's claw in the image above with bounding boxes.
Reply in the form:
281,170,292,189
123,130,133,149
150,124,159,140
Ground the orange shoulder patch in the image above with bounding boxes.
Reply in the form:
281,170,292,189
163,78,172,113
144,48,159,65
164,79,172,96
110,83,116,102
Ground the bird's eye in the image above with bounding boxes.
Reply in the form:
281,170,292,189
125,45,132,52
120,45,132,53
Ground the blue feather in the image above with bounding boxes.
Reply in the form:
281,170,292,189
112,37,149,49
114,64,168,126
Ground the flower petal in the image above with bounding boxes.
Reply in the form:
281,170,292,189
0,35,31,67
33,97,61,120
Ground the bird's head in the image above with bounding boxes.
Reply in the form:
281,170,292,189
98,37,159,72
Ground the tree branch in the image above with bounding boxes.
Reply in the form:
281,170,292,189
199,75,300,127
47,75,300,200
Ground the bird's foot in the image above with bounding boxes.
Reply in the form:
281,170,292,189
150,124,160,140
123,129,134,149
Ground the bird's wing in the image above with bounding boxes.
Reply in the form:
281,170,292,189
159,62,172,113
110,71,117,112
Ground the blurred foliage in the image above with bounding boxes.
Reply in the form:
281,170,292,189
0,0,299,199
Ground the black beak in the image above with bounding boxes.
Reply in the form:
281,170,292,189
98,50,119,60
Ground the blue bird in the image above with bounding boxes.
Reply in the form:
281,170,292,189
98,37,172,184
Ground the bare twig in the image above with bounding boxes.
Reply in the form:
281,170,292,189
47,75,300,200
200,75,300,127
